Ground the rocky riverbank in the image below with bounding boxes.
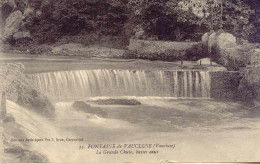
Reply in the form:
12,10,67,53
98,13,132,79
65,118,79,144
0,63,55,117
0,63,55,162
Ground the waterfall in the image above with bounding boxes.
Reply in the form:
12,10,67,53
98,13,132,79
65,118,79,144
27,70,211,101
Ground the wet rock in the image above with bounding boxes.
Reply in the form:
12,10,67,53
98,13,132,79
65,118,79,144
94,99,141,106
3,10,23,40
72,101,107,117
7,82,55,117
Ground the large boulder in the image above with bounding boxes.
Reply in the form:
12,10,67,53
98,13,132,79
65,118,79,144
216,33,237,49
3,10,23,40
208,32,236,53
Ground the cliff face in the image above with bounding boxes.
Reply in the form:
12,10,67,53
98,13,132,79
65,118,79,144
0,63,55,117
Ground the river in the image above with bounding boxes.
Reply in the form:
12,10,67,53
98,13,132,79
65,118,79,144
1,56,260,162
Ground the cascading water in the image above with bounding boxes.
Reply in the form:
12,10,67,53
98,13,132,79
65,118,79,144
27,69,211,101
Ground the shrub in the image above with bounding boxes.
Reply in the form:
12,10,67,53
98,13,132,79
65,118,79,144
123,42,207,62
184,43,208,61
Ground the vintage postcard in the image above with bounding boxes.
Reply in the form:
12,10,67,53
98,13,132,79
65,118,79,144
0,0,259,163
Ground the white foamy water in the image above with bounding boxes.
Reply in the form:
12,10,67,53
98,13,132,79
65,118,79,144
5,98,260,163
5,101,83,162
27,69,211,101
5,100,137,162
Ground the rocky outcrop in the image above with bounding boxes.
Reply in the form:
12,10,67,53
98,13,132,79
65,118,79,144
3,10,23,40
0,63,55,117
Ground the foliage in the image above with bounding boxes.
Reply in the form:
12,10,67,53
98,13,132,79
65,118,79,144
2,0,259,43
127,0,204,41
127,0,259,42
22,0,128,43
122,42,208,61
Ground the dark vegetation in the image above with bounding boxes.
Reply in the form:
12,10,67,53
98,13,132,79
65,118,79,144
1,0,259,48
123,42,208,62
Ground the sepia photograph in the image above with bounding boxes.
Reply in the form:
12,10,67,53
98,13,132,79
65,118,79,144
0,0,259,163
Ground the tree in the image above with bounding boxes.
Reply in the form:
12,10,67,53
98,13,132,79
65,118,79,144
176,0,257,41
23,0,128,43
127,0,205,41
